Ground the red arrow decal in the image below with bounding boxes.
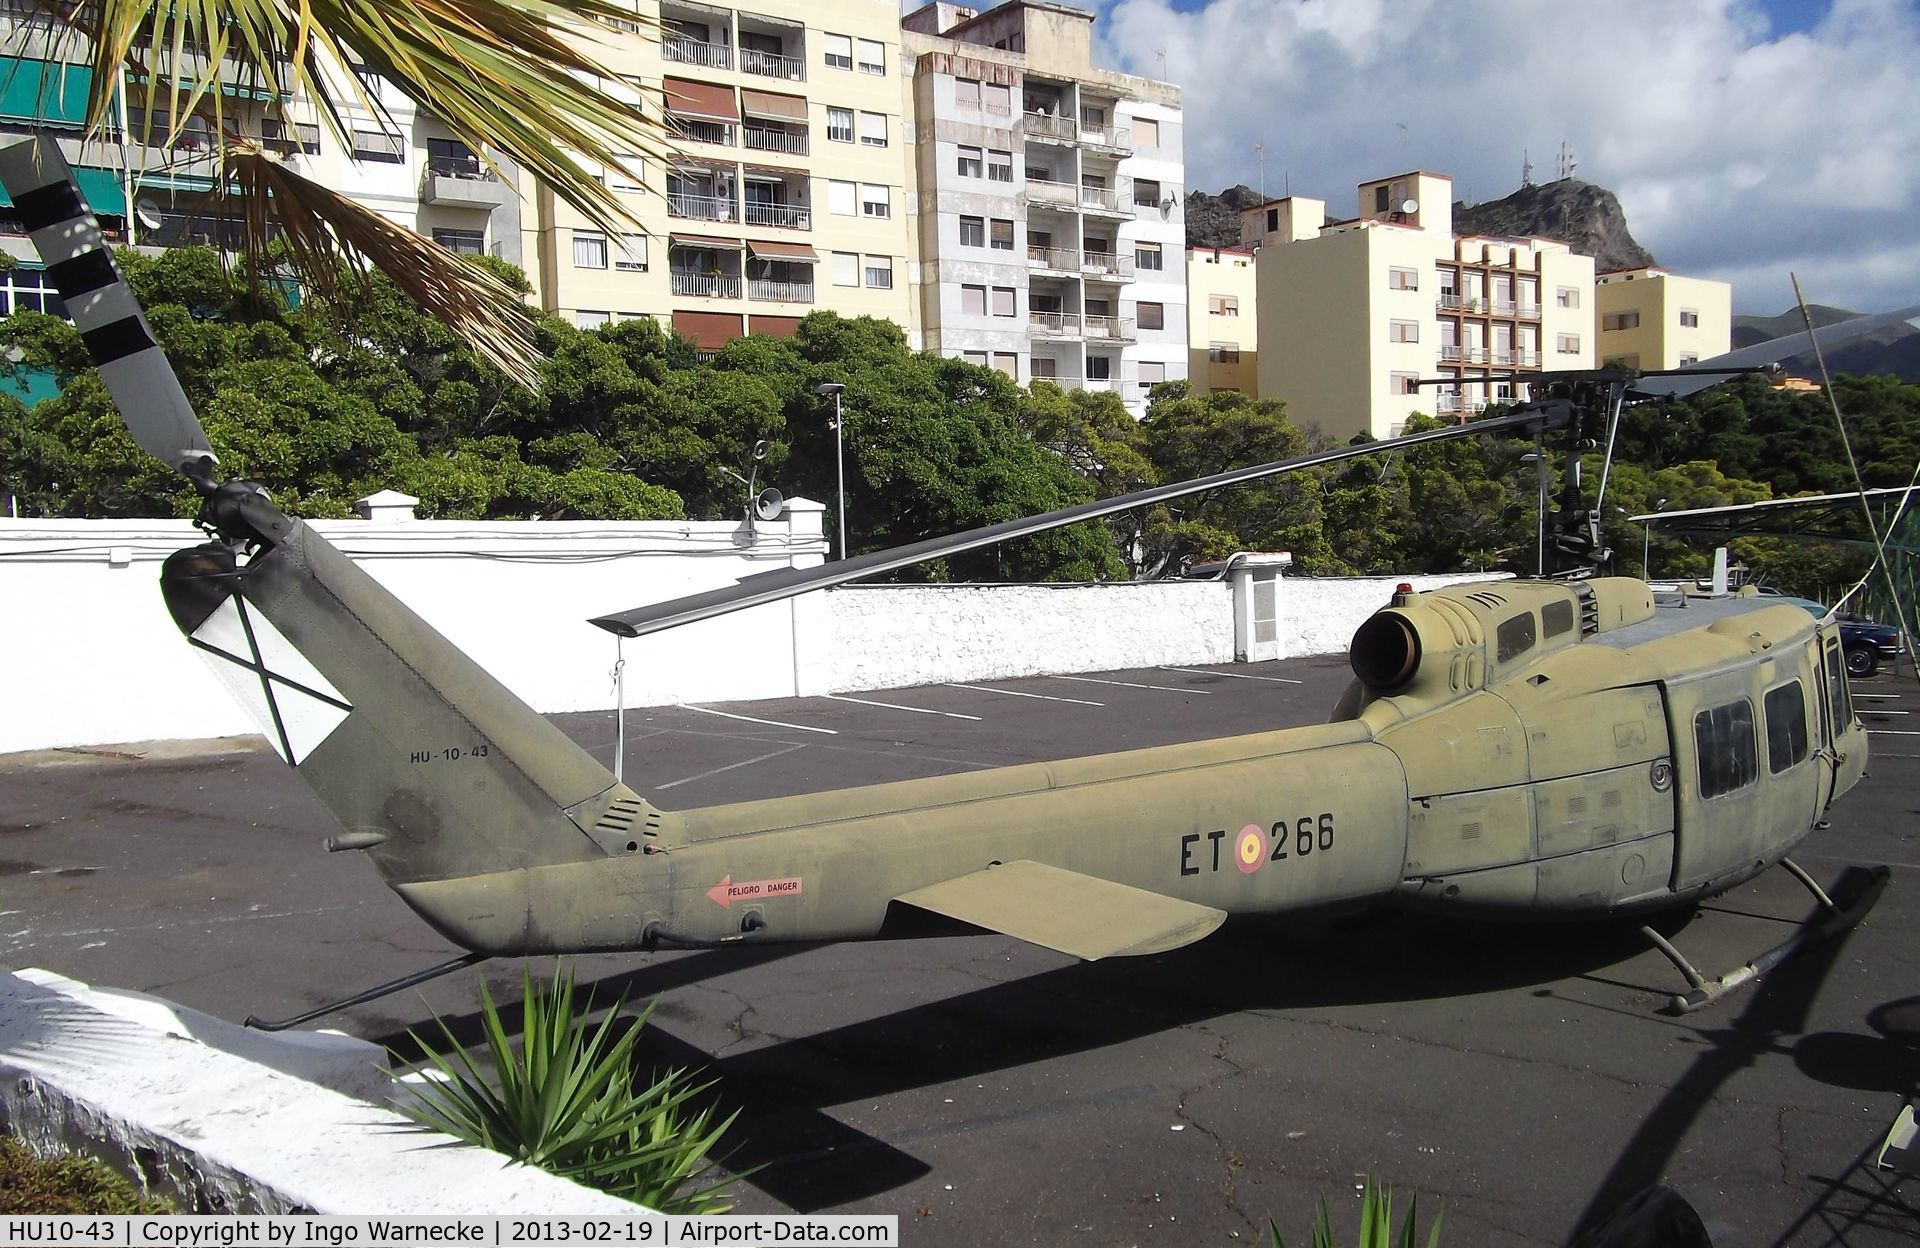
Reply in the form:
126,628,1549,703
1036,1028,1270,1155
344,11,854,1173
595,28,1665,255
707,875,804,909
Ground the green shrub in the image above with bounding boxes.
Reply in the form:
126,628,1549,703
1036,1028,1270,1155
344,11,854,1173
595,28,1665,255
401,966,742,1214
1269,1176,1441,1248
0,1137,170,1214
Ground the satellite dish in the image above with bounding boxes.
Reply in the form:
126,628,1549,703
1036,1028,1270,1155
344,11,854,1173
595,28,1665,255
753,487,785,522
751,439,770,462
1401,199,1419,214
135,199,164,232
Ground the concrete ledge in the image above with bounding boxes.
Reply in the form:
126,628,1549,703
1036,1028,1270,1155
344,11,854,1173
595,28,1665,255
0,969,643,1214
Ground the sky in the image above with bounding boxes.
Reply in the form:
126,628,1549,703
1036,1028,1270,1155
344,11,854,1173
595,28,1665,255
1081,0,1920,316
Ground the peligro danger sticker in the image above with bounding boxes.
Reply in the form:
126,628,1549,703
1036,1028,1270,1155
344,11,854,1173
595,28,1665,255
707,874,805,909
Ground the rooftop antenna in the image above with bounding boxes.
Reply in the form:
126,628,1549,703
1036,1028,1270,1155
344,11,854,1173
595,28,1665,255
1522,148,1534,188
1154,47,1166,79
1255,142,1264,197
1558,141,1577,181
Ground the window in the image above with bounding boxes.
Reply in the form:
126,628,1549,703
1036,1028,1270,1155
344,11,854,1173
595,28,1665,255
992,352,1017,378
984,83,1011,114
575,310,611,328
961,284,985,315
1080,104,1107,129
1602,311,1641,331
824,33,852,69
954,77,981,108
962,350,988,366
1542,600,1574,638
1496,613,1536,663
1133,178,1160,207
351,128,404,162
1087,356,1111,381
1139,361,1165,387
1765,681,1809,773
1695,699,1758,799
1556,333,1581,354
860,183,890,218
1680,308,1700,328
1556,286,1580,309
1391,372,1419,395
1826,636,1853,728
860,112,888,147
957,145,983,177
1210,344,1242,364
856,38,885,75
987,149,1013,182
260,118,321,155
573,230,609,268
615,234,647,271
1389,320,1419,343
1136,241,1162,270
1680,351,1700,365
827,107,853,143
960,216,985,247
992,286,1016,317
432,228,484,255
1031,357,1058,379
864,255,893,288
1603,354,1641,369
832,251,859,287
609,157,645,193
1389,266,1420,291
1137,301,1164,330
1210,295,1239,316
990,218,1014,250
1266,207,1279,231
1134,117,1159,147
828,180,856,216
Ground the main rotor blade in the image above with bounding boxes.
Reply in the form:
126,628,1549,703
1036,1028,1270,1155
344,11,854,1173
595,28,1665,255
0,136,216,481
1633,303,1920,399
590,407,1546,638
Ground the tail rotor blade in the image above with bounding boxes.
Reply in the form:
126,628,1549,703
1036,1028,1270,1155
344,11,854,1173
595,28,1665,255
0,135,217,485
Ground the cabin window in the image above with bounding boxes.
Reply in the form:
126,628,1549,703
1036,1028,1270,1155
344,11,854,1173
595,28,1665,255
1496,613,1536,663
1825,636,1853,729
1541,599,1574,638
1764,681,1809,773
1694,699,1758,798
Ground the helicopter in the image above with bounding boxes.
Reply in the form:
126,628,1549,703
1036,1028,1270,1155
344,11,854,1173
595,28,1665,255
2,134,1909,1024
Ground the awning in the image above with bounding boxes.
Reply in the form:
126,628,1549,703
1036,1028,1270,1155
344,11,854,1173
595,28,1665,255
0,56,92,127
670,233,745,250
664,77,738,123
751,315,801,339
672,310,742,351
746,240,818,262
738,89,805,122
0,165,127,216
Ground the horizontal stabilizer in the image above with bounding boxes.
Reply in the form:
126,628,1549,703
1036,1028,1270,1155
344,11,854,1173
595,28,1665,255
895,860,1225,960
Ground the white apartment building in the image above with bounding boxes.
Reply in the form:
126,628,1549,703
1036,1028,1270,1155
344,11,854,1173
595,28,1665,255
1247,172,1596,441
902,0,1186,412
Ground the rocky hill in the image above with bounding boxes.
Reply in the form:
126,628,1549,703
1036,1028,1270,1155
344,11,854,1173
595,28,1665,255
1183,183,1265,251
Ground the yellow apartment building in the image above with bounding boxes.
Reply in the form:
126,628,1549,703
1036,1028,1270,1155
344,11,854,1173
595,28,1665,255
1246,171,1596,441
1186,246,1256,394
1594,266,1732,369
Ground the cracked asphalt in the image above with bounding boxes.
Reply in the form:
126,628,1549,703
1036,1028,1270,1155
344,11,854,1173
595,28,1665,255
3,653,1918,1245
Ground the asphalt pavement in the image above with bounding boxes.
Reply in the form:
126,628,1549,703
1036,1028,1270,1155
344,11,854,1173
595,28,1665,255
3,653,1918,1246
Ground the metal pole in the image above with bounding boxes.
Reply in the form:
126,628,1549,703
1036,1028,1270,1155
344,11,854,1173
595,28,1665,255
833,390,846,561
1643,520,1652,578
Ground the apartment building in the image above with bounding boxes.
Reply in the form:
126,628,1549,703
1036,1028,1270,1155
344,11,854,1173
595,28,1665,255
902,0,1185,413
1246,172,1595,441
1594,266,1732,369
1186,246,1256,394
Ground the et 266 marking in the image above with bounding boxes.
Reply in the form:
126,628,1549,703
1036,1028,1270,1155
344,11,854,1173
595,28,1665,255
1179,814,1335,876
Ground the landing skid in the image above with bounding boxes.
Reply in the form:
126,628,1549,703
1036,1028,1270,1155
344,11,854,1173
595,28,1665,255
245,953,489,1031
1640,859,1890,1014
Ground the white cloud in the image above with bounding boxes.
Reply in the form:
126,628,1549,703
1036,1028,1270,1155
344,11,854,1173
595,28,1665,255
1094,0,1920,314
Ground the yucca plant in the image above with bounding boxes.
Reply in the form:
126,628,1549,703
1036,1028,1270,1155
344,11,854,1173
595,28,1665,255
402,966,742,1214
1269,1176,1442,1248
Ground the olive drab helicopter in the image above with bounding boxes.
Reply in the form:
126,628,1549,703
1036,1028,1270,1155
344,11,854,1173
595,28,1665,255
5,135,1911,1026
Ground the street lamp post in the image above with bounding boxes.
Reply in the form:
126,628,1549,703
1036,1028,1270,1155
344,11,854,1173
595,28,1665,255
1520,451,1549,577
1644,498,1668,579
815,382,847,560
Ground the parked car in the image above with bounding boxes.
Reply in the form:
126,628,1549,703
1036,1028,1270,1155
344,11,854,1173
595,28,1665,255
1776,596,1904,676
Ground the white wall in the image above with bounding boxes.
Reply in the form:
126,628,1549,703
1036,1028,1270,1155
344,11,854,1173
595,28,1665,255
0,508,1501,753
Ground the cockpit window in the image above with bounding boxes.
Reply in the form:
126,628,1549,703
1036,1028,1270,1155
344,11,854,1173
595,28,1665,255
1496,612,1536,663
1764,681,1808,773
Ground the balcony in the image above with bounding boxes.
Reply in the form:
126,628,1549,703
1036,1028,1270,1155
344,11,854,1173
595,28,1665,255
1515,303,1541,320
743,201,810,230
667,116,733,147
1023,110,1076,142
663,35,731,69
1078,184,1134,218
1079,125,1132,156
743,125,808,156
1027,245,1078,272
1023,177,1079,209
672,272,742,298
1436,396,1490,416
1083,315,1135,342
1080,252,1136,281
668,192,737,222
422,161,512,208
1029,311,1082,338
749,278,813,303
740,47,804,80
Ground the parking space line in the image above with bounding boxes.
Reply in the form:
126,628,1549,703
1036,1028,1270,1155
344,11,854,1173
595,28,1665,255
655,744,809,791
1864,709,1911,715
945,682,1105,707
1160,666,1304,685
675,705,839,734
1867,729,1920,736
1056,675,1211,695
1855,694,1904,700
827,694,983,721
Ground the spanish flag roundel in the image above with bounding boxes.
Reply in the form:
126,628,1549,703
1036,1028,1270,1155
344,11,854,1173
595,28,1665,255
1235,824,1266,874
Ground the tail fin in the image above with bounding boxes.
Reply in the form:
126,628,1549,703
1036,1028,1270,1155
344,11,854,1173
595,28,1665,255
162,525,652,886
